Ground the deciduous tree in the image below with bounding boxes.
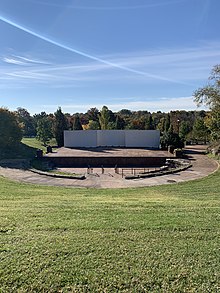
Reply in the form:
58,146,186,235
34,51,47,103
194,65,220,140
36,116,53,146
0,108,22,148
16,107,35,136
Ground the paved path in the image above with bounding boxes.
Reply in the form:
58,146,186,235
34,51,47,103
0,146,218,189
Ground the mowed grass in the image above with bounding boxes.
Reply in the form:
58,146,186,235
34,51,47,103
0,170,220,292
21,137,57,153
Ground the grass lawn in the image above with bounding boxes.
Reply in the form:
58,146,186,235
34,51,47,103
22,137,57,153
0,167,220,292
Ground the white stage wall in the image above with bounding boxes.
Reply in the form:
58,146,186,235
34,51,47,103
64,130,97,147
97,130,125,147
64,130,160,148
125,130,160,148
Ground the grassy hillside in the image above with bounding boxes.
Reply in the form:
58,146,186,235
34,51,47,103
0,137,57,160
0,168,219,292
22,137,57,152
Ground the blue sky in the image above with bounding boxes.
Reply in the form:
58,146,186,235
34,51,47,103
0,0,219,114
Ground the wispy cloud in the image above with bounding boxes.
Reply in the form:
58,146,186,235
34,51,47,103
0,15,193,85
42,96,205,114
2,55,51,66
3,57,26,65
13,55,51,65
2,42,219,87
27,0,190,10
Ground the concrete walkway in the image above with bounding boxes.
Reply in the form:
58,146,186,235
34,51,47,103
0,145,218,189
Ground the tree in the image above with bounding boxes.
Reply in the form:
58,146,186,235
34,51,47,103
157,117,166,133
194,64,220,140
161,126,184,149
191,118,210,144
16,107,36,137
84,120,100,130
98,106,111,130
53,107,68,147
72,115,83,130
0,108,22,148
145,114,154,130
86,108,100,122
36,117,53,146
165,113,171,132
179,121,192,140
115,115,125,129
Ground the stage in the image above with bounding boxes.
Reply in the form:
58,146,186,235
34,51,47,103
43,147,173,168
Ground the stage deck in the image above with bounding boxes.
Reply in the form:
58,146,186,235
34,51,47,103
43,147,173,168
46,147,172,158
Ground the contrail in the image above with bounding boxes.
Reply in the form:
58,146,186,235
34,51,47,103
27,0,188,10
0,15,182,83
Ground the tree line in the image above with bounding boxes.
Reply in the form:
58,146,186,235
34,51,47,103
0,64,219,150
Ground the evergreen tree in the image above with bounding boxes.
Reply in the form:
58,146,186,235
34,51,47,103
157,117,166,133
99,106,111,130
72,115,83,130
165,113,170,132
145,115,154,130
54,107,68,147
161,126,184,149
191,118,210,144
179,121,192,140
115,115,125,129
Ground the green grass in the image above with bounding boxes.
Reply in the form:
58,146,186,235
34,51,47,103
0,169,220,292
22,137,57,152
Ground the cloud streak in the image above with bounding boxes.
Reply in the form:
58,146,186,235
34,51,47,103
3,57,26,65
27,0,189,10
2,41,219,87
0,15,184,84
42,96,204,114
3,55,51,66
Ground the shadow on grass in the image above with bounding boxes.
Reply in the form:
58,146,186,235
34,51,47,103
0,142,38,161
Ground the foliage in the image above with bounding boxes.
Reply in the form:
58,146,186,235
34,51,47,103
145,114,155,130
53,107,68,147
194,64,220,140
190,118,210,144
86,107,100,122
98,106,112,130
161,127,184,149
16,107,36,137
179,121,192,140
83,120,100,130
0,170,220,291
36,116,53,146
2,105,214,144
71,114,83,130
165,113,171,132
0,108,22,149
115,115,125,129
